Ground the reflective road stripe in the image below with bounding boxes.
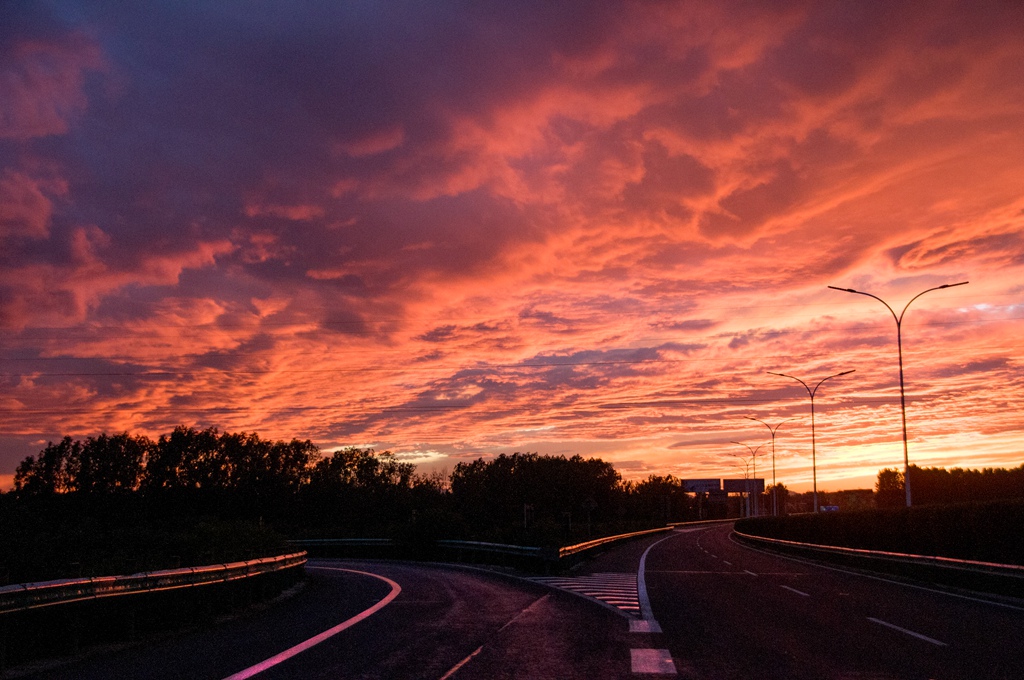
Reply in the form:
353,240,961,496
222,567,401,679
631,648,677,674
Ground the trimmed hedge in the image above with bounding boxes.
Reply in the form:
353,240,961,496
735,499,1024,566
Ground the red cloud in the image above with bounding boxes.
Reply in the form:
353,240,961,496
0,33,105,139
0,170,54,238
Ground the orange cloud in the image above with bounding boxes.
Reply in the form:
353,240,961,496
2,1,1023,492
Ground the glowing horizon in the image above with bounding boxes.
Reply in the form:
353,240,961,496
1,1,1022,492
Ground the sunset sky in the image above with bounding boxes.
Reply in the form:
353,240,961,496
2,1,1022,492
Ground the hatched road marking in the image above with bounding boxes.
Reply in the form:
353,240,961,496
533,572,641,617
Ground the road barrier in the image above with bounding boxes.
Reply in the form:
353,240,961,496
0,551,307,615
556,526,672,558
733,529,1024,598
294,521,732,571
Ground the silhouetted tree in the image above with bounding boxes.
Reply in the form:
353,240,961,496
70,432,150,495
13,436,80,496
449,452,624,542
143,425,223,491
876,464,1024,508
875,468,904,508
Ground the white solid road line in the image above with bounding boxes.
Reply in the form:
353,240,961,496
780,585,810,597
222,566,401,680
867,617,947,646
638,532,688,633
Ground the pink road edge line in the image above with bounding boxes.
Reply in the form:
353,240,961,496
222,566,402,680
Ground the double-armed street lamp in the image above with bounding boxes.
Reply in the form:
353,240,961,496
767,370,854,513
730,442,764,516
745,416,794,516
828,281,968,507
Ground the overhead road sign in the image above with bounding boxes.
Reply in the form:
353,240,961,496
722,478,765,494
682,479,721,492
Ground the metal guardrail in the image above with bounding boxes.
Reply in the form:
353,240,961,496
439,526,677,562
288,538,394,548
558,526,672,558
733,530,1024,580
0,551,308,615
668,517,736,528
295,524,719,565
437,540,543,558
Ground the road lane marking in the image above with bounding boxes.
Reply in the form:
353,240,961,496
439,594,549,679
731,533,1024,613
647,570,805,575
222,567,401,680
629,619,661,633
439,645,484,680
722,560,731,565
631,648,677,674
637,532,688,633
781,585,810,597
533,573,641,616
867,617,947,646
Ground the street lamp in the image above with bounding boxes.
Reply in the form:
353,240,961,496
745,417,795,516
727,451,753,517
767,370,854,513
828,281,968,507
731,442,764,516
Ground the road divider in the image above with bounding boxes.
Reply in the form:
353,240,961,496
733,529,1024,598
0,553,307,671
0,552,307,614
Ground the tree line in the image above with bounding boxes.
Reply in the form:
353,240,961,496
9,426,1020,571
875,464,1024,508
6,427,717,549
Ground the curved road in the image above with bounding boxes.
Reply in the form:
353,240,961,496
26,559,634,679
23,523,1024,679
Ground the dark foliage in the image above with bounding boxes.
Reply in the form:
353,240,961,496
3,429,716,583
875,464,1024,508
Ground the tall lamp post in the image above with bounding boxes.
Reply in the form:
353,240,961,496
745,417,794,516
767,370,854,513
828,281,968,507
727,451,754,517
731,442,764,516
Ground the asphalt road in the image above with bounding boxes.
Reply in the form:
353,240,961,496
585,523,1024,679
21,559,634,679
18,523,1024,679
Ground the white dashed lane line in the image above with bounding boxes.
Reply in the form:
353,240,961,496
867,617,947,646
780,585,810,597
630,648,677,674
